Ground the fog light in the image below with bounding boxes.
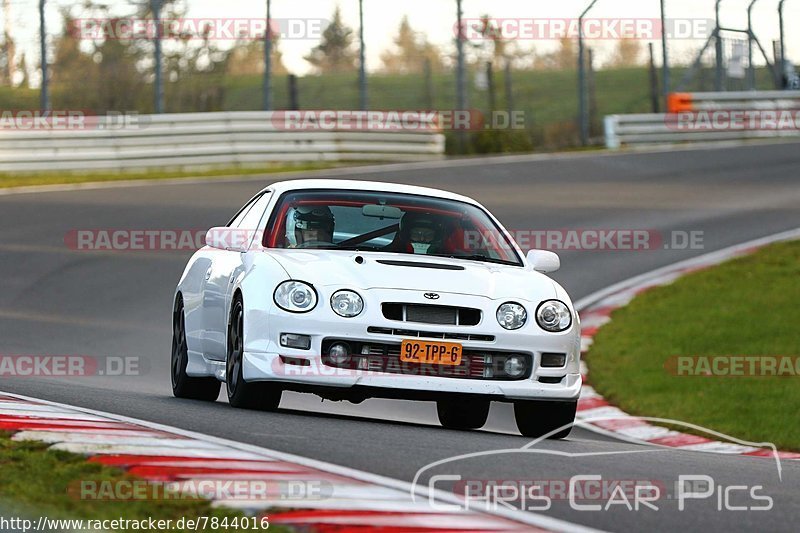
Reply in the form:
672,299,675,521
503,355,526,378
541,353,567,368
280,333,311,350
328,343,351,365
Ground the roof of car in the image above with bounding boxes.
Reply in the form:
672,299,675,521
262,179,480,206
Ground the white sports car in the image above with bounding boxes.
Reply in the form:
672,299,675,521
172,179,581,438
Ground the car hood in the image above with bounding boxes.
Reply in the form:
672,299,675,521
267,250,557,302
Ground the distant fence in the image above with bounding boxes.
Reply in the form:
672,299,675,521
0,111,446,173
605,91,800,149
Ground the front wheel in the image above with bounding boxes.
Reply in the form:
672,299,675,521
514,399,577,439
437,398,490,430
226,295,282,411
171,296,220,401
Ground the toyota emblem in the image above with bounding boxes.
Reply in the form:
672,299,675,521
424,293,440,300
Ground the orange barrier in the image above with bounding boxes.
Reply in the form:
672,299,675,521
667,92,694,114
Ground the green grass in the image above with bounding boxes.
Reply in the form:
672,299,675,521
586,240,800,451
221,67,777,123
0,433,289,532
0,162,349,189
223,67,658,127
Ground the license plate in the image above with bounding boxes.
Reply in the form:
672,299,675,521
400,340,463,366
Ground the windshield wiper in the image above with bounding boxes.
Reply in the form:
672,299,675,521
428,253,519,266
303,244,380,251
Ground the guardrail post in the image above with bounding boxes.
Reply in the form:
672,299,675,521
604,115,620,150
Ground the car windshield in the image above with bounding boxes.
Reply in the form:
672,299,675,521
265,189,522,266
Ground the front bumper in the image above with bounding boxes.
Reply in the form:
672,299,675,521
242,288,582,401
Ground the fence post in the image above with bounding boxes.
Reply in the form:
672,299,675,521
504,60,514,118
263,0,272,111
660,0,670,106
649,42,661,112
455,0,467,153
424,58,434,109
487,61,496,112
39,0,49,111
151,0,164,114
578,0,599,146
358,0,367,110
288,74,299,110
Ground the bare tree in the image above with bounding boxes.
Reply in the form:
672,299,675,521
0,0,16,85
608,39,643,67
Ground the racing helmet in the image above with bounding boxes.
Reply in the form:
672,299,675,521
285,205,335,247
399,212,444,254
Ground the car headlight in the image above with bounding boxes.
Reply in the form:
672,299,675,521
274,281,317,313
536,300,572,332
330,290,364,318
496,302,527,330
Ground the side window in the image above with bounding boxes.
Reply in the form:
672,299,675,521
237,192,272,233
227,194,262,228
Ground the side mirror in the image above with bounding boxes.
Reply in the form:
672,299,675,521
526,249,560,273
205,227,251,253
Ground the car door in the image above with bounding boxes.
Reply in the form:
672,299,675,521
201,191,272,361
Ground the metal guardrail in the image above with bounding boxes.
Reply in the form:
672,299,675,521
605,91,800,149
0,111,446,173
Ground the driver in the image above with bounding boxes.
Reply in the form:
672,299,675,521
285,205,335,248
400,213,444,255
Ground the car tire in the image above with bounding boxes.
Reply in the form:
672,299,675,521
514,399,577,439
226,295,282,411
171,296,220,401
437,398,490,430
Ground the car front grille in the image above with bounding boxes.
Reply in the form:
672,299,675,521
382,303,481,326
367,327,494,342
321,339,531,381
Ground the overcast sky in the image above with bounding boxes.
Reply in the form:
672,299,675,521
7,0,799,81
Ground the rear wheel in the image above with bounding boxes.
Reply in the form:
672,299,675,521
171,296,220,401
514,399,577,439
437,398,491,430
226,295,282,411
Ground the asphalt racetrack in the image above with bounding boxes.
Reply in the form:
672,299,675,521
1,142,799,531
